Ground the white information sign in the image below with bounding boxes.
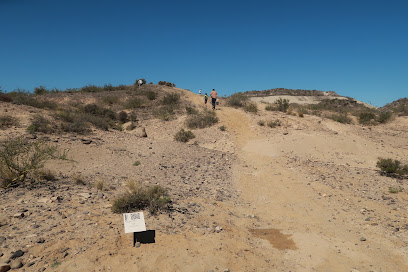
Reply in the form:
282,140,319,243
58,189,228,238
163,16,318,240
123,212,146,233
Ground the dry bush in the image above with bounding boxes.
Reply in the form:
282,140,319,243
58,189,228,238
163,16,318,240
258,120,265,126
226,93,248,108
27,114,57,134
174,128,195,143
0,115,19,129
95,179,108,191
161,93,180,105
328,113,352,124
274,98,290,112
267,119,281,128
73,173,87,185
376,158,408,177
185,110,219,129
244,103,258,113
111,180,171,214
0,137,62,188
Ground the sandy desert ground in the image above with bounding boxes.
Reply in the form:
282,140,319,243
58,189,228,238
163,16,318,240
1,89,407,272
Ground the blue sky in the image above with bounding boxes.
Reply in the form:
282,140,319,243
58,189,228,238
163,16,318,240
0,0,407,106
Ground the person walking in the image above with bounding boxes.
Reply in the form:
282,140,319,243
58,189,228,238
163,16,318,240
199,89,202,95
204,93,209,107
210,89,218,110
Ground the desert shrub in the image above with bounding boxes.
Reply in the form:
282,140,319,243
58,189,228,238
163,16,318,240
111,180,171,214
10,92,57,110
79,85,105,93
103,84,115,92
174,128,195,142
0,92,12,102
0,137,61,188
258,120,265,126
227,93,248,107
186,106,199,115
185,110,219,129
125,97,144,109
36,169,57,181
265,103,277,111
155,106,176,121
133,160,141,166
161,93,180,105
34,86,49,95
389,187,403,194
328,113,352,124
118,111,128,123
73,173,87,185
95,179,108,191
129,111,137,122
83,103,117,120
377,111,393,124
27,114,56,134
274,98,290,112
158,81,176,87
144,90,157,100
82,114,111,130
219,125,226,131
244,103,258,113
55,111,92,134
359,112,376,125
376,158,408,176
267,119,281,128
0,115,18,129
101,96,120,105
298,112,304,117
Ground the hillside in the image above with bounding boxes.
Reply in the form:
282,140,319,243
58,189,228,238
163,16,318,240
1,86,408,271
382,98,408,115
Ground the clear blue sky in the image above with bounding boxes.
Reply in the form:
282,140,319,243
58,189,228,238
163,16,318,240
1,0,407,106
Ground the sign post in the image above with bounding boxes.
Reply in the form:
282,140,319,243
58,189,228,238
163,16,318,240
123,212,146,247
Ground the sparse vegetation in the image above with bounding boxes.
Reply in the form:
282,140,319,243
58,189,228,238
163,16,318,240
274,98,290,112
226,93,248,108
73,174,87,185
158,81,176,87
185,110,219,129
111,180,171,214
377,111,393,124
101,95,120,105
265,103,277,111
174,128,195,142
258,120,265,126
27,114,56,134
186,106,199,115
219,125,226,131
155,106,176,121
0,137,62,188
0,115,18,129
267,119,281,128
34,86,49,95
376,158,408,177
389,187,403,194
328,113,352,124
118,111,128,123
95,179,108,191
359,112,376,125
133,160,141,166
244,103,258,113
161,93,180,105
125,97,144,109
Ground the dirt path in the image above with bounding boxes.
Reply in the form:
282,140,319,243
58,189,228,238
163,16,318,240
216,103,408,271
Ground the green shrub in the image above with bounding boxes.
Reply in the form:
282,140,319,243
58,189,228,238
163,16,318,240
55,111,92,134
376,158,408,176
0,115,18,129
377,111,393,124
267,119,281,128
186,106,199,115
79,85,105,93
83,103,117,120
265,103,277,111
155,106,176,121
118,111,128,123
34,86,49,95
141,90,157,100
0,92,12,102
389,187,403,194
161,93,180,105
125,97,144,109
158,81,176,87
174,128,195,142
133,160,141,166
185,110,219,129
219,125,226,131
101,96,120,105
227,93,248,107
359,112,376,125
111,180,171,214
274,98,290,112
328,113,352,124
27,114,56,134
0,137,61,188
244,103,258,113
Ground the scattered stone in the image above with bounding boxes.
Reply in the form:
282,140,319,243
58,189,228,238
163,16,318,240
13,213,24,219
135,242,141,248
37,238,45,244
360,237,366,242
9,260,22,269
215,226,223,233
0,264,10,272
81,139,92,145
10,250,24,259
135,127,147,138
0,237,6,245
